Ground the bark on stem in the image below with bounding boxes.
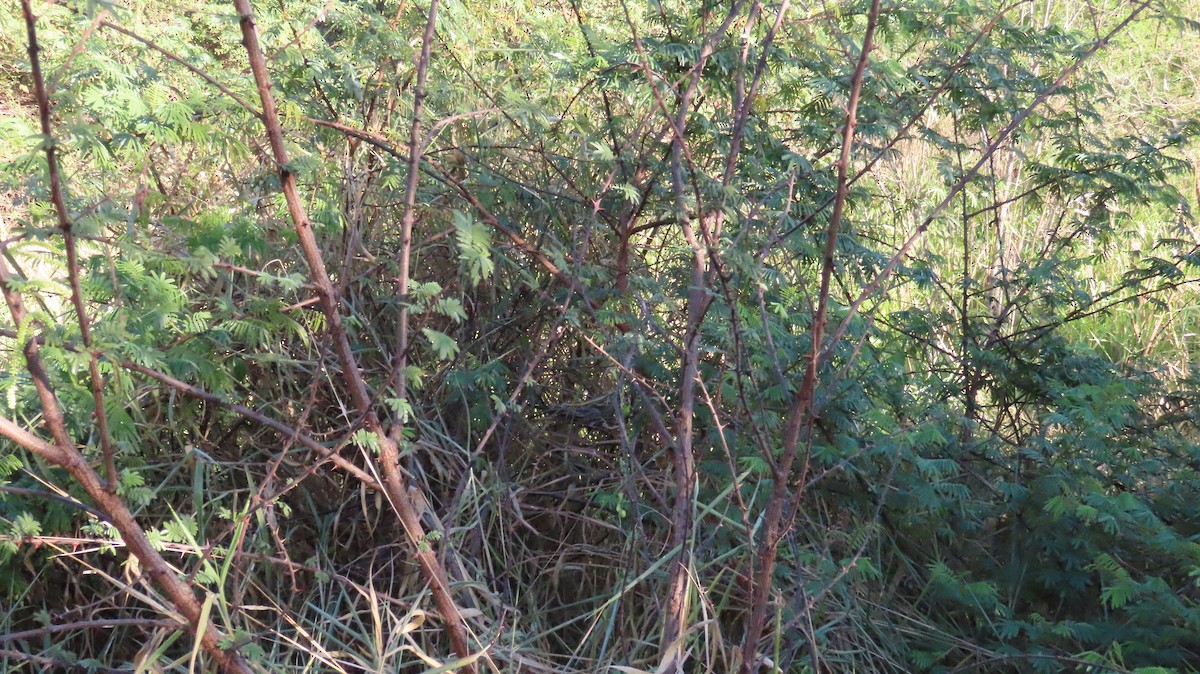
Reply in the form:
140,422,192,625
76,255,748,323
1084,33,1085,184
124,362,380,487
9,6,253,672
820,1,1152,364
738,1,881,670
658,2,750,658
394,0,440,418
22,0,118,491
737,4,1150,671
230,1,475,665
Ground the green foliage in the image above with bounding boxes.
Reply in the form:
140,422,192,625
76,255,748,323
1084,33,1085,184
0,0,1198,672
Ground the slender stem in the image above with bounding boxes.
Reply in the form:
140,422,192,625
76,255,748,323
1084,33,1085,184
0,263,252,674
395,0,441,414
25,0,118,491
658,1,750,659
739,1,882,669
760,0,1026,258
821,0,1153,367
0,618,180,645
124,362,379,487
230,1,476,665
0,648,135,674
10,9,251,672
100,20,262,118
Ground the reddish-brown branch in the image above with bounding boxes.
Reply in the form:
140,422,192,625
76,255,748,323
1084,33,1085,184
113,0,574,335
657,1,750,661
0,413,67,464
722,0,791,191
48,9,107,94
309,116,581,297
11,10,251,670
821,0,1153,368
394,0,440,416
0,266,251,674
123,362,379,487
230,1,475,665
738,1,882,670
760,0,1026,257
739,3,1152,670
100,20,262,118
24,0,118,491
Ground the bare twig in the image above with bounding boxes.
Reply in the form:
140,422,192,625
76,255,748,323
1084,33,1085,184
0,649,135,674
0,618,181,644
100,20,262,118
123,361,379,487
230,0,477,665
657,0,752,657
739,1,882,670
26,0,118,492
820,0,1154,369
394,0,440,425
0,268,252,674
759,0,1026,258
7,7,254,673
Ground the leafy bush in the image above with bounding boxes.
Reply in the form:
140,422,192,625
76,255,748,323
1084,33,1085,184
1,0,1198,672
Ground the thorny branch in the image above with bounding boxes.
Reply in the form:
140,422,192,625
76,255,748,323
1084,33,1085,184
230,0,478,666
4,4,255,672
739,1,881,669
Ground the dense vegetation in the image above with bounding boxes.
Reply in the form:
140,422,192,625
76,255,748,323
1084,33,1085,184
2,0,1199,672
